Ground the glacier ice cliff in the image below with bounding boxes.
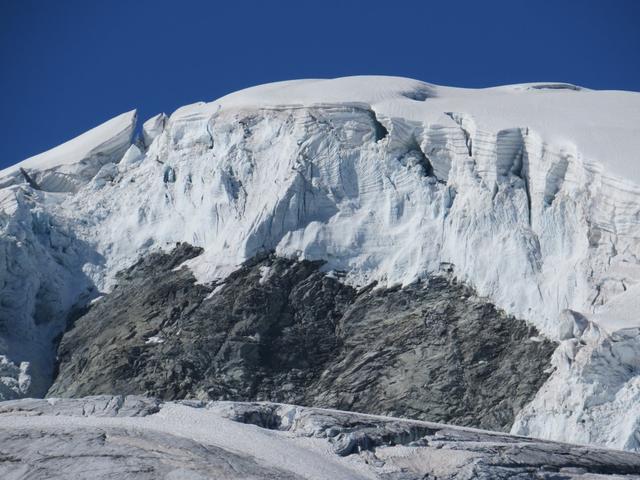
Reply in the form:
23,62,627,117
1,76,640,451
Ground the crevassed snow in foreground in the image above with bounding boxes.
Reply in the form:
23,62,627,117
3,397,640,479
1,76,640,451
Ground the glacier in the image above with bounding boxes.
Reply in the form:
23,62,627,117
1,76,640,451
2,396,640,479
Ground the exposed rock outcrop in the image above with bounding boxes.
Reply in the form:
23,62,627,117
49,245,556,432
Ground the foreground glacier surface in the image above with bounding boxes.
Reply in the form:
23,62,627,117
1,76,640,452
1,396,640,480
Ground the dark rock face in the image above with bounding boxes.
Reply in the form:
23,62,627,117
309,279,556,430
48,244,556,432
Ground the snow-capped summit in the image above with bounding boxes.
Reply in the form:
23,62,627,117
177,76,640,183
1,76,640,451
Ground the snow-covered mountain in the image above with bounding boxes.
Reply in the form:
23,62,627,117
1,76,640,451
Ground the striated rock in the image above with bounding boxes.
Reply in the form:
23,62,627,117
308,276,557,431
48,245,556,432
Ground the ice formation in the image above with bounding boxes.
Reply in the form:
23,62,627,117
2,396,640,479
1,76,640,450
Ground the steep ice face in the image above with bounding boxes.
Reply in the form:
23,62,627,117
74,88,640,340
0,187,102,397
0,111,135,397
1,76,640,450
512,322,640,451
142,113,168,148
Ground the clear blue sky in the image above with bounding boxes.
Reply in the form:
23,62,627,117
1,0,639,169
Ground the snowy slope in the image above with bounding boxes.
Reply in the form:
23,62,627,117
1,76,640,451
2,396,640,479
0,110,136,192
